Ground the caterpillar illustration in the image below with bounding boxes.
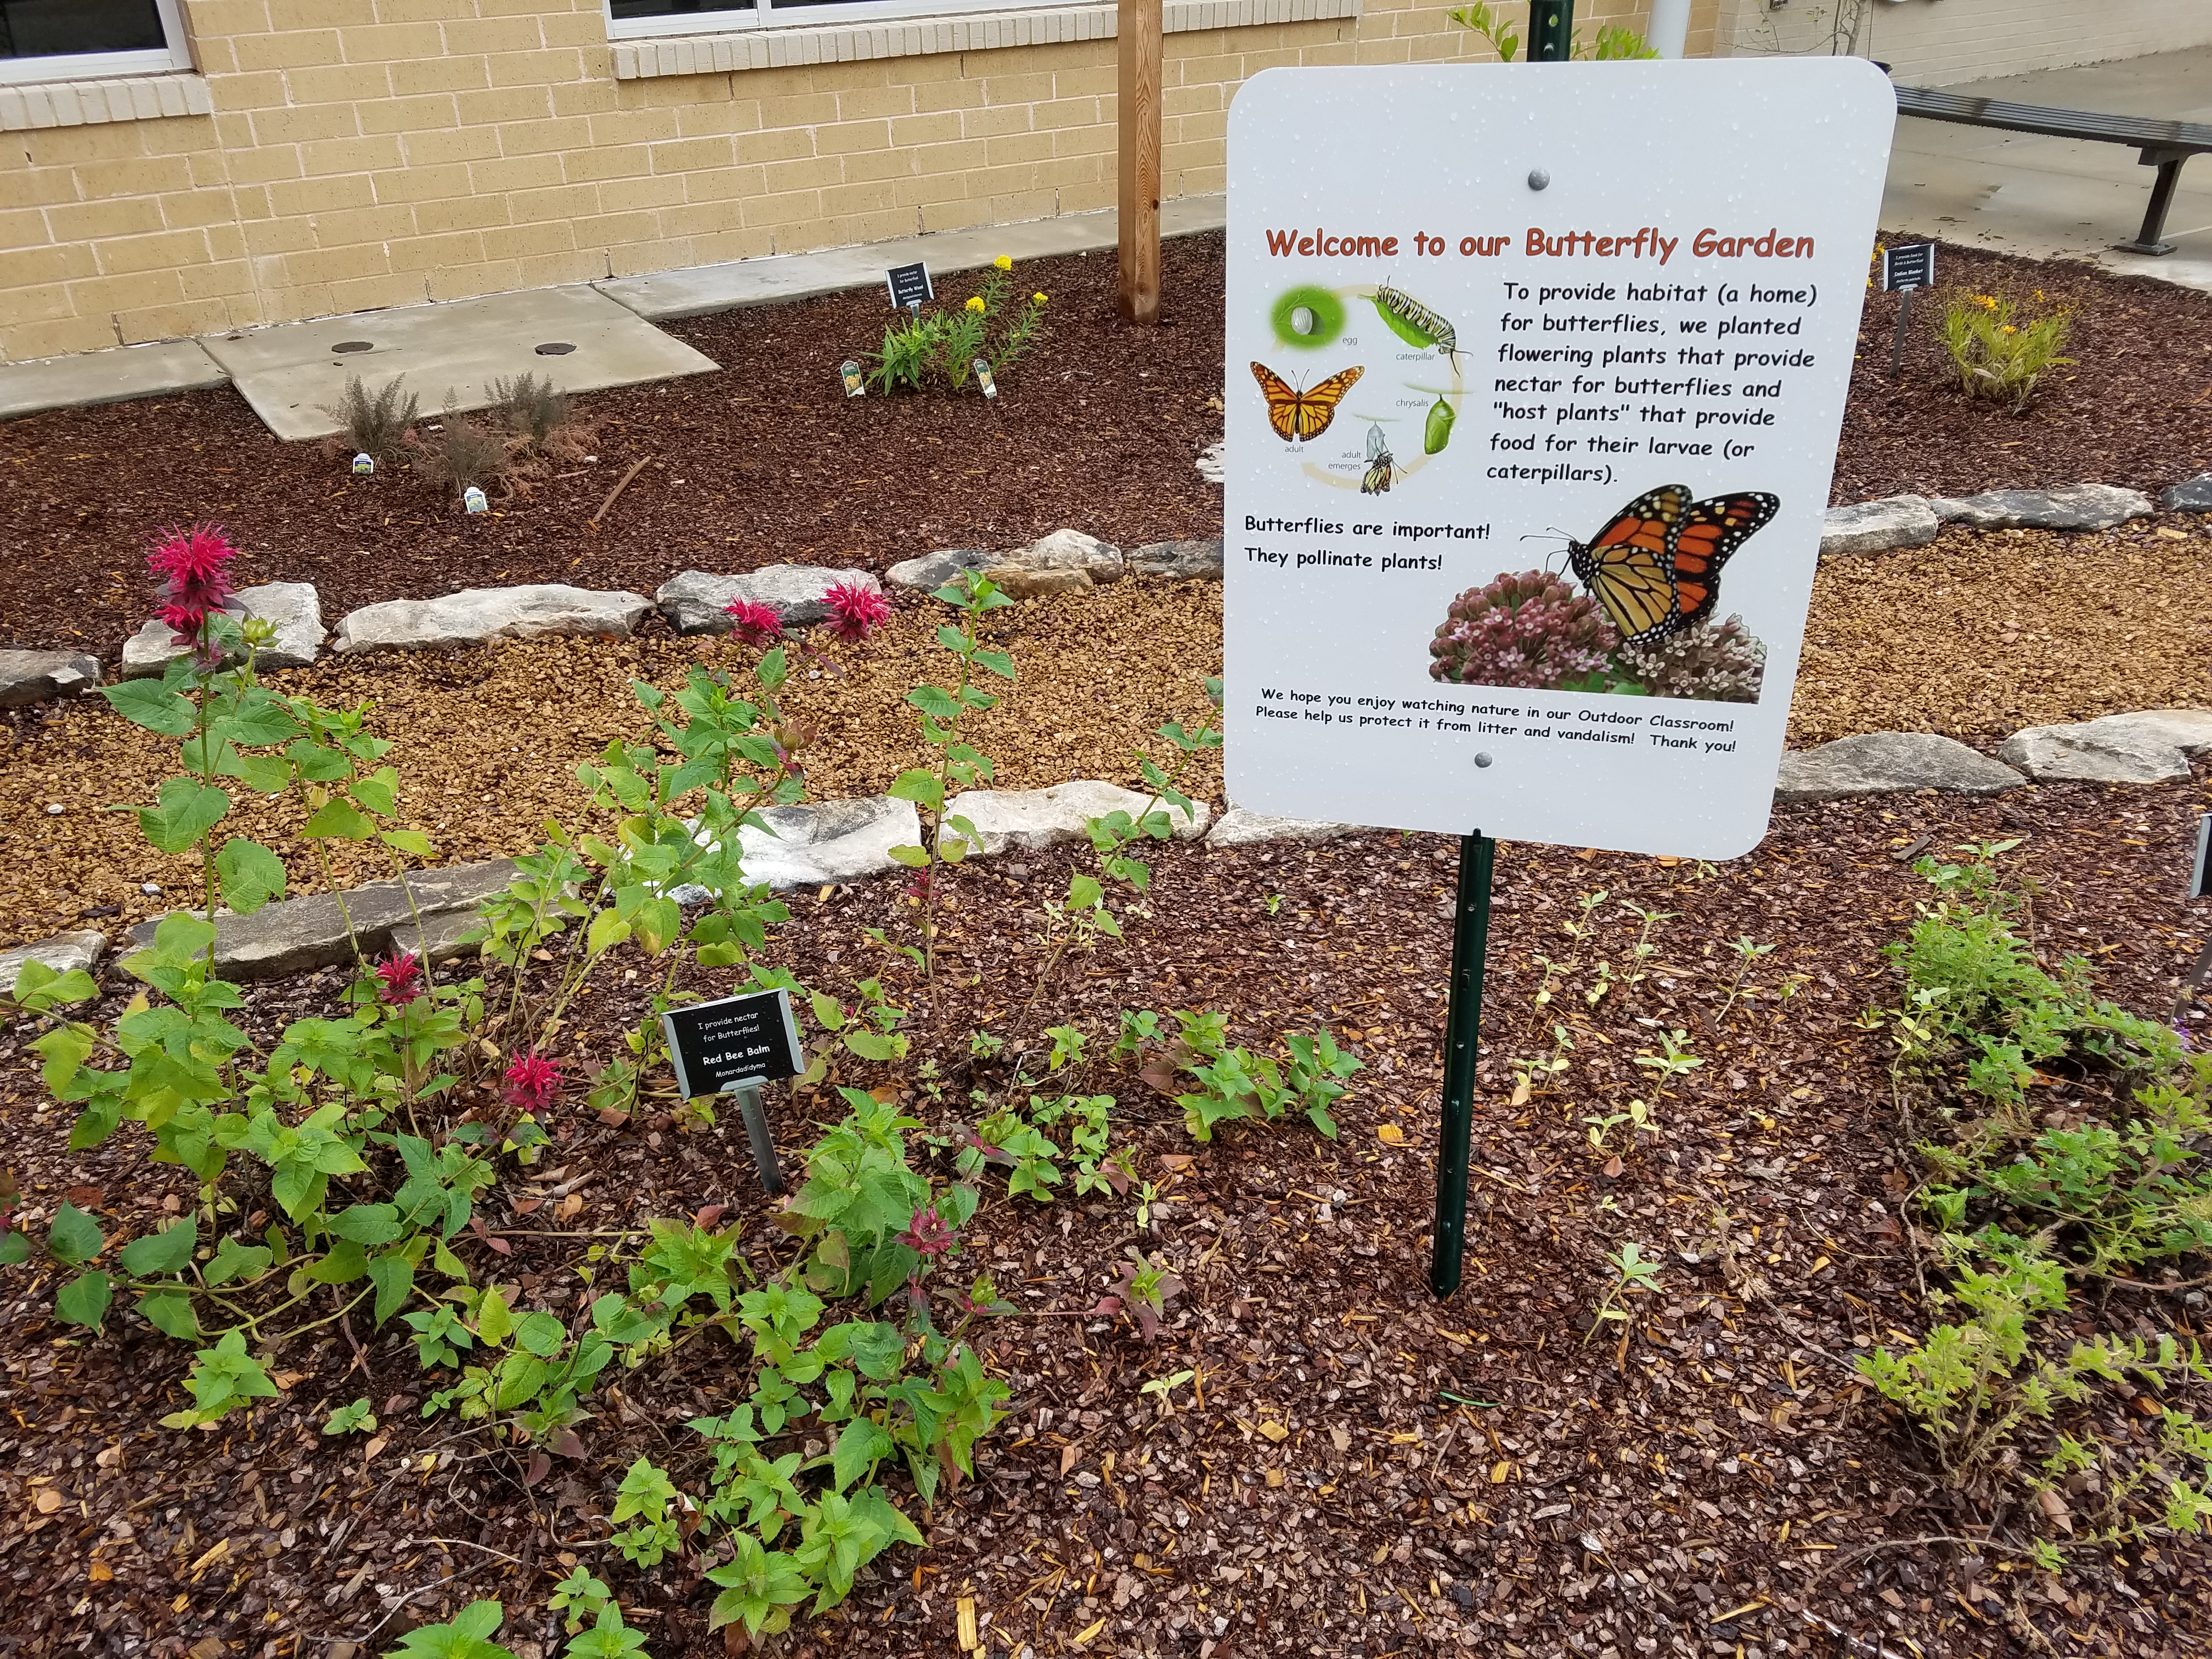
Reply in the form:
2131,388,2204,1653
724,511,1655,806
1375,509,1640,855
1372,283,1460,365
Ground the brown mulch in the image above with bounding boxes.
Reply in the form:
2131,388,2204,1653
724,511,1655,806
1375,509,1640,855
0,235,1229,663
3,776,2210,1657
7,233,2212,666
1835,239,2212,504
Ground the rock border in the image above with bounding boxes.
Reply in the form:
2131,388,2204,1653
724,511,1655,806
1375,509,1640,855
21,711,2206,989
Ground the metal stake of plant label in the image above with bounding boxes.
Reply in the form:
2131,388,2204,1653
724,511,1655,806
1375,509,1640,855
1889,287,1913,380
1430,831,1494,1299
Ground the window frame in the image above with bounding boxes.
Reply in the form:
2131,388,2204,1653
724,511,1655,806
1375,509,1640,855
606,0,1053,41
0,0,194,86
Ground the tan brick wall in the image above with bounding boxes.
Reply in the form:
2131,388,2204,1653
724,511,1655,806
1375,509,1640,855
2,0,1655,363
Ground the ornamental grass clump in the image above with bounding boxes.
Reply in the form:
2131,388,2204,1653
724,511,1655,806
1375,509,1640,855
1938,290,2074,413
1429,570,1619,691
1617,614,1767,703
319,374,417,460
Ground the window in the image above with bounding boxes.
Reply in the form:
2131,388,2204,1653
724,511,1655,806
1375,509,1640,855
0,0,192,84
608,0,1044,40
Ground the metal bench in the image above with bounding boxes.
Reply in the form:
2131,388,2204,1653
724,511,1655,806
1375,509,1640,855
1893,84,2212,256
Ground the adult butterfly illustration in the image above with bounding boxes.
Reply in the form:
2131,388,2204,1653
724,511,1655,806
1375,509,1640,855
1250,361,1363,444
1565,484,1779,645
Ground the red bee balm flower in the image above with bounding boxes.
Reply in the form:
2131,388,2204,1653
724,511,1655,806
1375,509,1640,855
822,579,890,644
373,949,424,1008
501,1052,563,1113
721,596,785,648
147,523,239,644
899,1203,955,1259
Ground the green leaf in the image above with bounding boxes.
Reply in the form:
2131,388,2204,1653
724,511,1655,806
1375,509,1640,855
301,797,375,840
119,1215,198,1277
137,1289,202,1340
349,766,400,817
888,769,944,810
477,1285,515,1345
810,992,847,1031
885,844,930,868
214,837,287,915
136,778,230,856
906,685,962,721
971,647,1015,680
831,1418,896,1491
586,907,632,957
48,1203,104,1267
57,1269,112,1328
381,828,437,858
98,676,198,737
207,692,305,748
367,1252,416,1326
0,1232,27,1266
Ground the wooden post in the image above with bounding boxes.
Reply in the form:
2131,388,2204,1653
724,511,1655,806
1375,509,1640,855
1116,0,1161,324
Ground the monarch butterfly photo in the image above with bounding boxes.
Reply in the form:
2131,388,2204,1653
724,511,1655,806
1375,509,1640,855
1565,484,1779,645
1250,361,1364,444
1360,424,1396,495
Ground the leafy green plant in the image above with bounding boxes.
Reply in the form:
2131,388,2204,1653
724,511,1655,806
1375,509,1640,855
320,373,419,460
1938,290,2074,413
548,1566,614,1635
1444,5,1655,62
323,1397,377,1436
1107,1251,1186,1341
1142,1009,1361,1141
865,255,1048,394
887,568,1013,982
1586,1241,1661,1340
383,1600,514,1659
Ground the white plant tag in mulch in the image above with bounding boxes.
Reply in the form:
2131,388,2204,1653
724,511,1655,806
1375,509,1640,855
462,484,488,515
351,452,374,475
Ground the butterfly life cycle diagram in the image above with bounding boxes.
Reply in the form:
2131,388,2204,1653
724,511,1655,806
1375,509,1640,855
1223,58,1895,859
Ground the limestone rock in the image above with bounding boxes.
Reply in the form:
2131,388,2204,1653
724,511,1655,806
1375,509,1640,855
1819,496,1940,557
1774,732,2025,804
0,648,101,709
1997,709,2212,785
1205,807,1354,847
1930,484,2154,533
122,582,324,678
943,780,1212,856
126,859,517,980
886,549,986,593
990,567,1096,599
334,585,651,653
1128,539,1226,579
0,930,108,996
656,566,881,635
731,795,920,888
2161,474,2212,512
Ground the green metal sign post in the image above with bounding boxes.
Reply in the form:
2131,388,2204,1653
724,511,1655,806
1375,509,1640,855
1429,832,1495,1299
1430,1,1566,1302
1528,0,1573,61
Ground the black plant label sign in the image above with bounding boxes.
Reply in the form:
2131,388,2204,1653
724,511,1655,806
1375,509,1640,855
662,990,805,1101
1881,242,1936,292
885,261,934,310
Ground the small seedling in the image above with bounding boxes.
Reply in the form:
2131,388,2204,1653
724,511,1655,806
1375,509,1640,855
1715,935,1776,1025
1587,1241,1662,1341
321,1397,376,1436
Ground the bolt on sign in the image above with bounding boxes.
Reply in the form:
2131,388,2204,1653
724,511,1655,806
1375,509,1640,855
1223,60,1894,860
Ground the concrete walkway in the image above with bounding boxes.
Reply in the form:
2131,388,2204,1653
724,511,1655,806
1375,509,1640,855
1882,46,2212,295
0,195,1228,433
9,43,2209,433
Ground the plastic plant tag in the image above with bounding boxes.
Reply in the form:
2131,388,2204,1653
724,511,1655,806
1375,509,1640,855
840,359,865,397
351,452,374,476
462,485,488,515
973,359,998,399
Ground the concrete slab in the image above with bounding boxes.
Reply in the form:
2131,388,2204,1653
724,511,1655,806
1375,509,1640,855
199,285,720,442
1883,46,2212,295
600,195,1228,321
0,338,227,422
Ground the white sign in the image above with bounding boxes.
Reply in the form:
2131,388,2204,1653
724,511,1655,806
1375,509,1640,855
1223,60,1893,859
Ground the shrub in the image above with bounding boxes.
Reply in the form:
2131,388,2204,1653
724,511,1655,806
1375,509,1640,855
483,371,590,461
1616,613,1767,702
1429,570,1618,690
320,374,417,459
1938,291,2074,413
408,407,515,497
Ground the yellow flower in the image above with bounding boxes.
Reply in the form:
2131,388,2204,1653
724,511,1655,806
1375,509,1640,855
2001,324,2017,334
1032,291,1047,307
994,255,1013,271
966,295,985,313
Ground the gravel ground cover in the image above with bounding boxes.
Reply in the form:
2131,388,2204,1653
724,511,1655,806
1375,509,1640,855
8,522,2212,952
4,235,2211,666
2,774,2208,1658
